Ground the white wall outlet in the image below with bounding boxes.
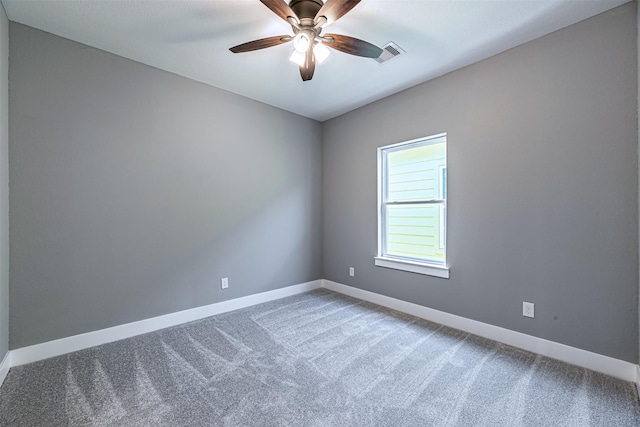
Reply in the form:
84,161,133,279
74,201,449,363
221,277,229,289
349,267,355,277
523,301,534,318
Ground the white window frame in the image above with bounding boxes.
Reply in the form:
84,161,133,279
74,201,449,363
438,165,446,250
375,133,449,279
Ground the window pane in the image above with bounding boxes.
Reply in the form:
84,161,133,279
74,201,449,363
387,142,446,202
385,203,445,264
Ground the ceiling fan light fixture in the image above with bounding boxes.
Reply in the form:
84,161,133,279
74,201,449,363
231,0,381,81
293,32,311,53
313,42,330,64
289,49,307,66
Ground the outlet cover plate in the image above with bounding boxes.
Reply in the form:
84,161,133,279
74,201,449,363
221,277,229,289
523,301,534,318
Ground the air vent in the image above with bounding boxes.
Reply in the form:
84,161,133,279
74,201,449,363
374,42,405,65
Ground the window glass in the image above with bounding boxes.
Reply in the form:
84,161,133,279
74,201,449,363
378,134,447,268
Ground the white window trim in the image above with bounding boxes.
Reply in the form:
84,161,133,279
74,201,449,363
439,165,446,250
374,257,450,279
376,133,449,279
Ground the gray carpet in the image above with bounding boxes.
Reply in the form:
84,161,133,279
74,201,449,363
0,289,638,426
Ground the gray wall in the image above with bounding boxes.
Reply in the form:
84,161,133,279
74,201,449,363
0,4,8,362
322,3,638,362
9,23,322,349
6,4,639,365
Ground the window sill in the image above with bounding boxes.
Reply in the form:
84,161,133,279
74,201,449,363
374,257,450,279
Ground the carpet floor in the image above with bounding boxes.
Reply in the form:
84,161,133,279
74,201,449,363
0,289,638,426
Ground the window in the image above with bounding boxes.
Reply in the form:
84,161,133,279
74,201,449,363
375,133,449,278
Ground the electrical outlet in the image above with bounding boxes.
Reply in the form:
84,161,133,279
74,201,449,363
349,267,355,277
221,277,229,289
523,301,534,318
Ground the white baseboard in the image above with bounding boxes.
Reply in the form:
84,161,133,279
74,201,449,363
322,280,639,383
10,279,322,367
0,350,9,386
636,366,640,399
5,278,639,385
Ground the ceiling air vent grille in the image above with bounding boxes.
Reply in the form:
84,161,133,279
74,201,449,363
374,42,405,65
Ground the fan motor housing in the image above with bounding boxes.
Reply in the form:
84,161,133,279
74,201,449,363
289,0,323,20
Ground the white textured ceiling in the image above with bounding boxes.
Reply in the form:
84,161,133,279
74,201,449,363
1,0,630,121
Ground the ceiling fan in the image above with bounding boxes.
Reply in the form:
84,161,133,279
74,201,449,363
229,0,382,81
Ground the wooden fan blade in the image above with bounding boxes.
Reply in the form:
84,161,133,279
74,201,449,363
324,33,382,58
300,48,316,81
229,35,291,53
315,0,361,25
260,0,298,24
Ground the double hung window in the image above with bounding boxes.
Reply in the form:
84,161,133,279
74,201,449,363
375,133,449,278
